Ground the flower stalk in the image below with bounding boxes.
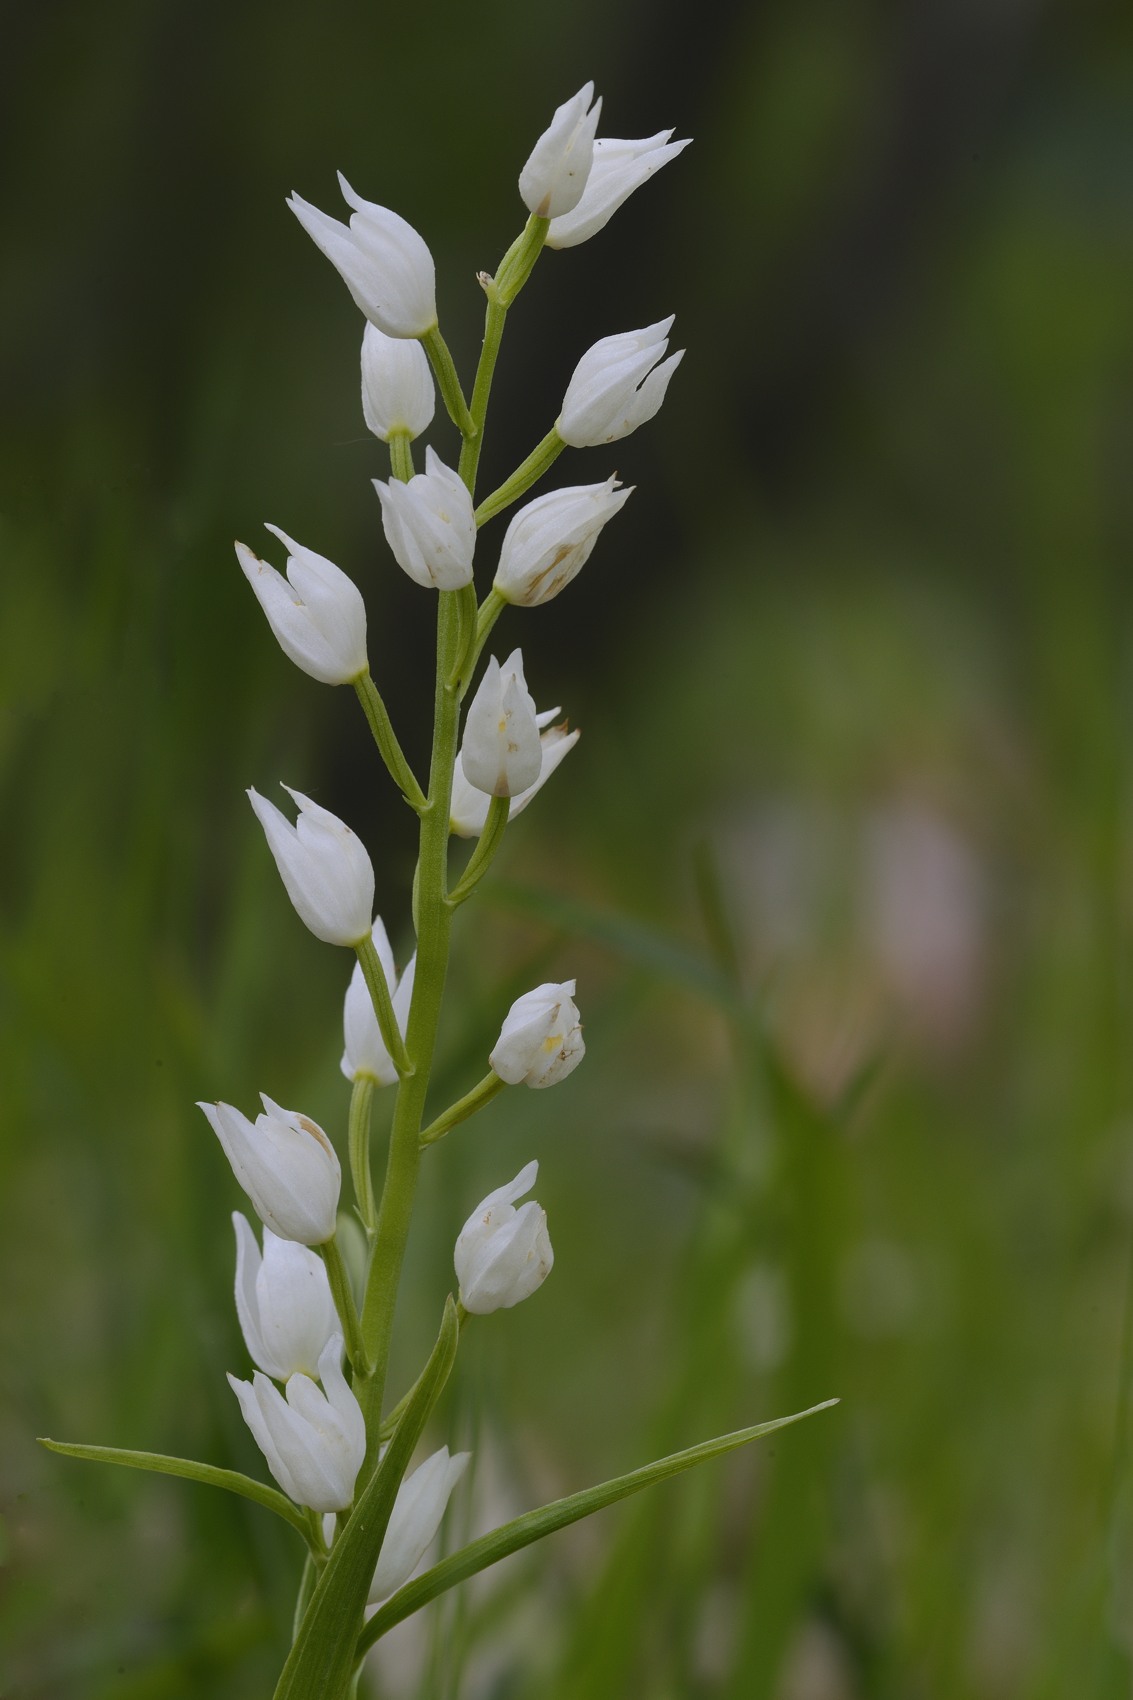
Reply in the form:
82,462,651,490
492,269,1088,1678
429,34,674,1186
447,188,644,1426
352,671,426,811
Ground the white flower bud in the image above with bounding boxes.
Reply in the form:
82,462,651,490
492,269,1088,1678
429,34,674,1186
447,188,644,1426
374,447,477,591
367,1446,470,1602
461,650,542,798
200,1096,341,1246
232,1213,339,1381
490,980,585,1089
450,711,579,838
361,323,435,442
287,174,437,339
341,917,416,1085
558,319,684,447
455,1161,553,1315
235,526,368,686
519,82,602,219
494,476,631,607
248,785,374,947
546,131,692,249
228,1335,365,1512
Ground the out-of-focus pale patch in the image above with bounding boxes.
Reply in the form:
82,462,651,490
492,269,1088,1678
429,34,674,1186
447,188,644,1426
716,786,990,1090
778,1618,856,1700
839,1237,920,1338
733,1262,793,1372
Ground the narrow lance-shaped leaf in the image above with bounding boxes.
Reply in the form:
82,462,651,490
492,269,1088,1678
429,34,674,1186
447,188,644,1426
356,1398,838,1656
273,1295,460,1700
38,1438,312,1542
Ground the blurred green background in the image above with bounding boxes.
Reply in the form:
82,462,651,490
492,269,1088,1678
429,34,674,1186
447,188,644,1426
4,0,1133,1695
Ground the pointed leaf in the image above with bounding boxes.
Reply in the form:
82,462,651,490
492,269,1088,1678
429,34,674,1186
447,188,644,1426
357,1398,838,1656
273,1295,460,1700
38,1437,310,1539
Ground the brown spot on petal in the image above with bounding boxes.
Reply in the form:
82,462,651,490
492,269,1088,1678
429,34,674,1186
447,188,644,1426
297,1116,335,1157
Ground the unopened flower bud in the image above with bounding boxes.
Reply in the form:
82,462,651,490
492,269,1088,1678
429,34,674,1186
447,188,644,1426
455,1160,553,1315
341,917,416,1085
558,319,683,447
232,1213,339,1381
361,323,435,441
228,1335,365,1511
450,711,579,838
461,650,541,797
490,980,585,1088
236,526,368,686
519,83,602,220
200,1096,341,1245
546,131,692,249
367,1447,470,1602
288,174,437,338
248,785,374,947
374,447,476,591
494,477,630,607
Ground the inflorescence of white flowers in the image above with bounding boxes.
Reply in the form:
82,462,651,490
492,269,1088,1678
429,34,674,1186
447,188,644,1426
205,77,687,1644
46,84,751,1695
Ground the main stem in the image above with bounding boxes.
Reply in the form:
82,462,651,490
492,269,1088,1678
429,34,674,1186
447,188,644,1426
352,234,524,1478
355,591,461,1472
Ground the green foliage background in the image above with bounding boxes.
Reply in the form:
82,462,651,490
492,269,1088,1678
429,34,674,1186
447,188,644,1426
4,1,1133,1694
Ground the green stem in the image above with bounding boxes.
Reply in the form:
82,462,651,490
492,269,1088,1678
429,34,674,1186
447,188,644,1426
448,581,479,690
474,427,566,527
456,217,548,500
447,795,509,906
458,295,506,497
421,326,475,437
320,1237,368,1373
353,672,426,812
458,587,507,698
355,934,412,1079
419,1071,506,1148
355,591,463,1477
347,1074,378,1232
494,214,550,307
388,431,415,483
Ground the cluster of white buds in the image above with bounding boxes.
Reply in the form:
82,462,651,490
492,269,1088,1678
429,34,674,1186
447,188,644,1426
41,77,701,1679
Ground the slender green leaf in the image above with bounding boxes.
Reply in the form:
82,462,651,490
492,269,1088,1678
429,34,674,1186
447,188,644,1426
38,1437,310,1539
273,1295,460,1700
357,1398,839,1656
